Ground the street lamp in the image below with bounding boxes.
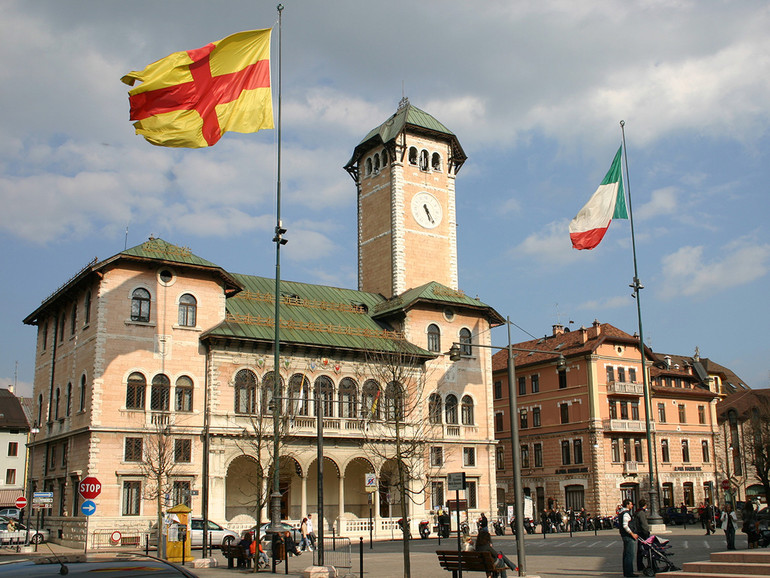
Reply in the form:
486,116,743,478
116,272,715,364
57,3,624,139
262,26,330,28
449,317,566,577
25,422,39,547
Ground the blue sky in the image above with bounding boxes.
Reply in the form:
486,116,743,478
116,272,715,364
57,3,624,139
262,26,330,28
1,0,768,396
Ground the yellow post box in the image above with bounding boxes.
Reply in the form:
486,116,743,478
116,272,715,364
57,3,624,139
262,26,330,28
164,504,193,563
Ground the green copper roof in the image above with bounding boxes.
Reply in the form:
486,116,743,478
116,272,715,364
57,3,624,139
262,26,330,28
202,273,434,357
121,238,220,268
372,281,505,324
344,99,467,173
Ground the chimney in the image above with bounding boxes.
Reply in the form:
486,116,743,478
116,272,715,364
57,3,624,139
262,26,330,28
589,319,601,338
552,324,564,336
664,355,672,369
7,384,13,394
579,326,588,344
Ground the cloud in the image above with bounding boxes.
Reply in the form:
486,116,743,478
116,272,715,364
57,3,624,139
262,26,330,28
658,237,770,299
510,219,586,265
576,295,631,311
636,187,679,220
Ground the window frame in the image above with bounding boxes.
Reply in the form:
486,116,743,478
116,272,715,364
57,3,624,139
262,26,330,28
130,288,151,323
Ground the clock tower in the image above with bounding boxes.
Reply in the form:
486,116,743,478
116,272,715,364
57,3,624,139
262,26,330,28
344,98,467,298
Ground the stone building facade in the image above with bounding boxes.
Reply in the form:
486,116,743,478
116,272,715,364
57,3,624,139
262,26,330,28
23,101,503,546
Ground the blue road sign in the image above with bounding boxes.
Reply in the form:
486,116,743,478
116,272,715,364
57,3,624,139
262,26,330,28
81,499,97,516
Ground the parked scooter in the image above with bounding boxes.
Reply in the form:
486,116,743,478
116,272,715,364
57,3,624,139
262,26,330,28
492,520,505,536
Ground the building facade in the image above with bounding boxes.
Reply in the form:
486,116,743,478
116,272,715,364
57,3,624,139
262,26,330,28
492,321,725,519
23,100,503,546
0,387,31,512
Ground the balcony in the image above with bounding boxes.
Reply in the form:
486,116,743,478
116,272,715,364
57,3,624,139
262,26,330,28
623,461,639,474
607,381,644,395
602,418,654,433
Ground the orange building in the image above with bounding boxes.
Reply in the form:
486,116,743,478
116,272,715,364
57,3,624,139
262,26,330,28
492,321,724,519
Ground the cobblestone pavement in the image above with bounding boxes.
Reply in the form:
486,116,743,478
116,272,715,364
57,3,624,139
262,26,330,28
0,526,745,577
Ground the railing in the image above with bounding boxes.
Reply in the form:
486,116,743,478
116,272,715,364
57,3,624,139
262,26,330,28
313,537,351,570
90,530,152,550
602,419,654,432
607,381,644,395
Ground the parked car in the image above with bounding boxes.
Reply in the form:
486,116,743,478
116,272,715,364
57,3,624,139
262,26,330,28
189,518,239,548
0,508,21,520
0,519,48,544
0,553,196,577
662,507,696,526
254,522,301,552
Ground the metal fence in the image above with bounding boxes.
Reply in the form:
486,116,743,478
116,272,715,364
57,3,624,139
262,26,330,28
90,529,151,550
313,536,351,571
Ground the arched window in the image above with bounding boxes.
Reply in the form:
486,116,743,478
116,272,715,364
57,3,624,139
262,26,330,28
65,382,72,417
461,395,474,425
150,374,170,411
234,369,257,414
79,374,87,412
427,324,441,353
338,377,358,419
262,371,283,415
384,382,404,422
431,152,441,171
126,372,146,409
315,376,334,418
70,303,77,335
408,147,418,165
131,288,151,322
288,374,310,416
178,294,197,327
175,376,193,412
381,149,389,166
373,153,380,173
459,328,472,356
59,313,65,342
445,394,458,424
37,394,43,425
54,387,61,419
428,393,443,424
365,157,372,175
419,149,429,171
361,380,380,420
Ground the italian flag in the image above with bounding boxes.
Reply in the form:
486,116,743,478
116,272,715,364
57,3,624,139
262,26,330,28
569,146,628,250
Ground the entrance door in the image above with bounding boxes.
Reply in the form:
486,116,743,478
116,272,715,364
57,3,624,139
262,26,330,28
620,483,638,505
280,481,290,519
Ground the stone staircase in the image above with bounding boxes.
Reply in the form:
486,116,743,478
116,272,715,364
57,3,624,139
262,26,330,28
668,550,770,577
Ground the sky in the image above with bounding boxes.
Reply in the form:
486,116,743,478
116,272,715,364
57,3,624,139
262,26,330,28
1,0,769,397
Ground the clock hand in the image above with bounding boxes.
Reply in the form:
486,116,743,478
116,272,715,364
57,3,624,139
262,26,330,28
423,204,434,223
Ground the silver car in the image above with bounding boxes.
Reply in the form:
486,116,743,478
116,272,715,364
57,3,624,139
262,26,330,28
189,518,239,548
0,519,48,544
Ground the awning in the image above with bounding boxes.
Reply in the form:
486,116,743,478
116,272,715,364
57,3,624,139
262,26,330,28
0,488,25,507
746,484,765,496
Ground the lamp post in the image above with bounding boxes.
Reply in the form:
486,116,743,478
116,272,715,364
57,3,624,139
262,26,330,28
449,317,566,577
25,422,39,547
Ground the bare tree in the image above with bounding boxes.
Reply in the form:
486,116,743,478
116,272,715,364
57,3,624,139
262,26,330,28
140,422,179,552
361,347,441,578
748,396,770,502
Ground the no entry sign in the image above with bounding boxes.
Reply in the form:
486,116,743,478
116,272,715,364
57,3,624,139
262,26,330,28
79,476,102,500
15,496,27,509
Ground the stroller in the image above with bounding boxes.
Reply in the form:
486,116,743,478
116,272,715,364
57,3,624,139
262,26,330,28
637,535,680,575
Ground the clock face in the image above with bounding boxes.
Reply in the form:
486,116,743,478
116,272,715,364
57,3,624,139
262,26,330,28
411,192,442,229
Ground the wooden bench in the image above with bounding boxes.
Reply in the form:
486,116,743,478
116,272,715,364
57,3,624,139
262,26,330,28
221,543,250,569
436,550,500,577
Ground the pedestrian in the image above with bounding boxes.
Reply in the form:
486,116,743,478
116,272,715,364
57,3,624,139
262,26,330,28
635,499,650,573
299,517,311,551
306,513,317,550
721,503,738,550
283,530,301,556
704,501,714,535
618,498,639,578
680,502,688,529
741,502,759,549
237,532,253,568
475,530,516,577
478,512,488,533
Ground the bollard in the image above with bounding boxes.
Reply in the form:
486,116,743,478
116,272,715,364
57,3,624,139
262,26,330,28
332,526,336,551
359,536,364,577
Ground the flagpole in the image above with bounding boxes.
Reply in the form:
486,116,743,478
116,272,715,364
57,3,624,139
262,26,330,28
270,3,287,537
620,120,662,526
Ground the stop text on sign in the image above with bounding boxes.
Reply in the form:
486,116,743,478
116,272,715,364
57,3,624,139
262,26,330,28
79,476,102,499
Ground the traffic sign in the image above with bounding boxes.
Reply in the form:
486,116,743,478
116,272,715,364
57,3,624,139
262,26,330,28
32,492,53,509
81,500,97,516
722,479,730,490
15,496,27,509
110,531,122,545
447,472,466,491
364,473,377,493
79,476,102,500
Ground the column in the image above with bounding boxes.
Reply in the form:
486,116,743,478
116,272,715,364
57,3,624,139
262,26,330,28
301,474,308,518
338,474,345,526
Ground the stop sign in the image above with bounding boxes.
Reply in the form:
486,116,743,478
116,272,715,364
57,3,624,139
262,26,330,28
15,496,27,509
79,476,102,500
722,479,730,490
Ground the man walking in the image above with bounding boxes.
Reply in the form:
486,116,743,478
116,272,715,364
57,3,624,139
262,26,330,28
619,498,639,578
635,499,650,573
306,513,317,550
704,501,714,535
721,503,738,550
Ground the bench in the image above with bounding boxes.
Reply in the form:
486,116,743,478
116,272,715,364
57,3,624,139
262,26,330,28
221,543,250,569
436,550,500,577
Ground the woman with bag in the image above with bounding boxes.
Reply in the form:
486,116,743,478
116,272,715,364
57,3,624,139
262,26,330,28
475,530,516,577
741,502,760,549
